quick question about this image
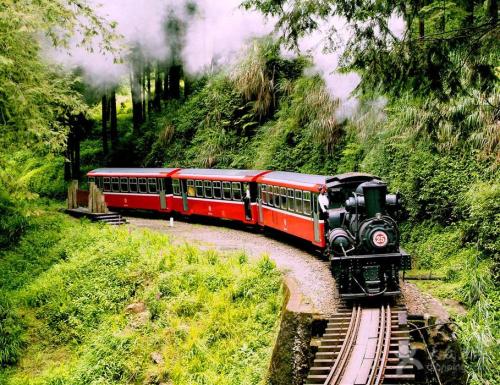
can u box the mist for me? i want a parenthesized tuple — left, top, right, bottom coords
(47, 0, 404, 119)
(48, 0, 272, 88)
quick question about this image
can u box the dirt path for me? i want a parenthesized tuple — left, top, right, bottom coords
(126, 215, 339, 316)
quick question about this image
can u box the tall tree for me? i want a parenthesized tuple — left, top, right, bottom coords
(109, 90, 117, 147)
(146, 66, 152, 115)
(130, 64, 144, 133)
(418, 0, 426, 39)
(154, 63, 163, 111)
(169, 65, 182, 99)
(101, 94, 109, 155)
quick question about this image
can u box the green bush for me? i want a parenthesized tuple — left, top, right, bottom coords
(460, 181, 500, 257)
(0, 187, 28, 249)
(0, 294, 25, 367)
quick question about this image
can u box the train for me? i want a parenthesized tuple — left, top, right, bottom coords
(86, 168, 411, 299)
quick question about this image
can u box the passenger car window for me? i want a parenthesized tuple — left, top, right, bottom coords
(273, 186, 280, 207)
(213, 181, 221, 199)
(172, 179, 181, 196)
(222, 182, 232, 199)
(88, 177, 95, 184)
(280, 187, 287, 209)
(129, 178, 138, 193)
(295, 190, 303, 213)
(267, 185, 273, 206)
(103, 177, 111, 192)
(287, 189, 295, 211)
(195, 180, 203, 197)
(138, 178, 148, 193)
(148, 178, 158, 193)
(232, 182, 242, 200)
(120, 178, 128, 192)
(204, 180, 213, 198)
(187, 180, 195, 197)
(260, 184, 267, 204)
(111, 177, 120, 192)
(303, 191, 312, 215)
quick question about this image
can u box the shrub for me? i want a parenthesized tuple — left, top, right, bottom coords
(0, 294, 25, 367)
(0, 186, 28, 248)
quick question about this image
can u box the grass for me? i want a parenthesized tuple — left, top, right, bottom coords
(0, 205, 283, 385)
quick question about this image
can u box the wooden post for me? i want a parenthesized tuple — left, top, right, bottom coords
(88, 182, 108, 214)
(67, 180, 78, 209)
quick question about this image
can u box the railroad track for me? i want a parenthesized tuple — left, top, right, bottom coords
(305, 304, 414, 385)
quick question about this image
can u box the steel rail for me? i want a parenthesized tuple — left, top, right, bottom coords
(367, 305, 387, 385)
(375, 304, 392, 385)
(324, 304, 362, 385)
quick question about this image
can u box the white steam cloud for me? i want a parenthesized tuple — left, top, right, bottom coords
(49, 0, 174, 87)
(288, 13, 405, 119)
(182, 0, 273, 74)
(48, 0, 272, 87)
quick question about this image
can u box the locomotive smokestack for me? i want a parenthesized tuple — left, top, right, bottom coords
(362, 181, 387, 217)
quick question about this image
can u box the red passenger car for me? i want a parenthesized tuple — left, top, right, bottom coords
(169, 168, 270, 224)
(86, 168, 180, 212)
(256, 171, 327, 247)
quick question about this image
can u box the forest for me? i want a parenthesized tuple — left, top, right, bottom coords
(0, 0, 498, 384)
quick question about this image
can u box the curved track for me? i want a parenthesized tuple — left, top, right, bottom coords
(305, 304, 414, 385)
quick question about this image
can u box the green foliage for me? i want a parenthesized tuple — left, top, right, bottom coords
(460, 182, 500, 257)
(0, 294, 25, 367)
(243, 0, 499, 98)
(0, 0, 116, 152)
(0, 188, 28, 249)
(0, 207, 283, 384)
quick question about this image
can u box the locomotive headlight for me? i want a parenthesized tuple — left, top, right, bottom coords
(371, 230, 388, 248)
(358, 217, 398, 252)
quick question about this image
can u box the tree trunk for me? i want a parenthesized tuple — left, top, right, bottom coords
(147, 68, 152, 115)
(418, 0, 425, 39)
(154, 63, 162, 111)
(142, 69, 146, 120)
(101, 94, 109, 155)
(163, 64, 170, 100)
(464, 0, 474, 26)
(184, 75, 193, 98)
(169, 65, 181, 99)
(110, 90, 117, 147)
(65, 130, 73, 181)
(130, 69, 143, 133)
(72, 125, 81, 180)
(487, 0, 497, 24)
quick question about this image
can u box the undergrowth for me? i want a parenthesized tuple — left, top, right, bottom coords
(0, 206, 283, 385)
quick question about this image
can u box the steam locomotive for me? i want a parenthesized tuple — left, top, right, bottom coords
(86, 168, 411, 298)
(325, 174, 411, 298)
